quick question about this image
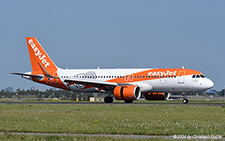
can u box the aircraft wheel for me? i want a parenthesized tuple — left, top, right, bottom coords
(104, 96, 113, 103)
(182, 99, 189, 104)
(124, 100, 133, 103)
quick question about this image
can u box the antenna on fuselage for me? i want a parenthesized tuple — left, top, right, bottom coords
(97, 66, 100, 69)
(182, 66, 185, 69)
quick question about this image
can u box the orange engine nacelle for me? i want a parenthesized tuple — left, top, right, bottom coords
(144, 92, 170, 100)
(114, 85, 141, 100)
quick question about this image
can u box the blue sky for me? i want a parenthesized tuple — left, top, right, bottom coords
(0, 0, 224, 91)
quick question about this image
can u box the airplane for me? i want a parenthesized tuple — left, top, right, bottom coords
(11, 37, 214, 104)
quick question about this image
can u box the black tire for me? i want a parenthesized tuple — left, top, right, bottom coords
(124, 100, 133, 103)
(182, 99, 189, 104)
(104, 96, 113, 103)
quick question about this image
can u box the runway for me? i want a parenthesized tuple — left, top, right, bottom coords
(0, 132, 223, 140)
(0, 102, 224, 105)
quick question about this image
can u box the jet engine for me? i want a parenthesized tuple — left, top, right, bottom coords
(144, 92, 170, 100)
(114, 85, 141, 100)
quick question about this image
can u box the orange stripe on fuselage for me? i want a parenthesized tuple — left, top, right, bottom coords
(107, 68, 202, 83)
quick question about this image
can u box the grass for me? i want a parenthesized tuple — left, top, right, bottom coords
(0, 104, 224, 137)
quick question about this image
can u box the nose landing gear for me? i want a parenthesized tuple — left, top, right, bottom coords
(181, 93, 189, 104)
(182, 98, 189, 104)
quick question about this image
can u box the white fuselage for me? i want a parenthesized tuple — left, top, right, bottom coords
(57, 68, 214, 93)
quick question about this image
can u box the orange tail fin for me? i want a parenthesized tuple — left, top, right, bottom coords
(26, 37, 58, 75)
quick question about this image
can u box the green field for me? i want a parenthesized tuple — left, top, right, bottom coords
(0, 104, 224, 140)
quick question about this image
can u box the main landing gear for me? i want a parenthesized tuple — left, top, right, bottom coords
(124, 100, 133, 103)
(181, 93, 189, 104)
(104, 96, 113, 103)
(104, 96, 133, 103)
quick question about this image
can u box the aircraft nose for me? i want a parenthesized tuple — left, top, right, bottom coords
(206, 79, 214, 89)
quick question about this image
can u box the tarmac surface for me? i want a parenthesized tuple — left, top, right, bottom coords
(0, 132, 224, 140)
(0, 102, 224, 105)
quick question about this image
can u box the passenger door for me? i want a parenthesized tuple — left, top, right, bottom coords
(178, 71, 185, 84)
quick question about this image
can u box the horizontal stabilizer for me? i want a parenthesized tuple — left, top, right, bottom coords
(10, 73, 43, 80)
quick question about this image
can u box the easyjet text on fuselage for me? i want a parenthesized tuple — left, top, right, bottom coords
(148, 70, 177, 76)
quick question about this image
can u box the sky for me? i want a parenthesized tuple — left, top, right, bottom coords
(0, 0, 224, 91)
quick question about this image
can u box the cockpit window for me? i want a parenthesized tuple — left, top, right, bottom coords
(200, 75, 205, 78)
(192, 74, 206, 78)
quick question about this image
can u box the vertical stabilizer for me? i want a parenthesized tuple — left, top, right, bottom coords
(26, 37, 58, 75)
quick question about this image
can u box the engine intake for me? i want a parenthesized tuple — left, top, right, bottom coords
(114, 85, 141, 100)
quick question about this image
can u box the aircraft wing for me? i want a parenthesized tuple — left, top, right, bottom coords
(64, 79, 118, 87)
